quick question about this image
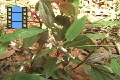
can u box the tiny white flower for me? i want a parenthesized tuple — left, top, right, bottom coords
(106, 33, 109, 37)
(9, 41, 16, 46)
(69, 54, 75, 59)
(56, 60, 61, 64)
(19, 66, 24, 72)
(56, 57, 64, 64)
(32, 54, 36, 59)
(101, 28, 105, 31)
(68, 57, 70, 61)
(61, 47, 67, 53)
(28, 46, 35, 49)
(46, 43, 52, 49)
(95, 58, 98, 60)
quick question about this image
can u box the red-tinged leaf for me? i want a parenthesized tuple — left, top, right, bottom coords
(38, 0, 55, 27)
(59, 2, 75, 16)
(54, 0, 60, 4)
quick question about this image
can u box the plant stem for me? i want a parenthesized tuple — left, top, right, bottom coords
(112, 41, 120, 54)
(34, 13, 42, 27)
(72, 50, 94, 70)
(79, 45, 120, 47)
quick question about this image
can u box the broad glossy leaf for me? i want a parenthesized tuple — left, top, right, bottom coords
(65, 16, 87, 41)
(43, 57, 58, 78)
(59, 27, 69, 41)
(53, 15, 71, 40)
(65, 35, 96, 50)
(59, 2, 75, 16)
(52, 26, 67, 41)
(0, 42, 9, 57)
(0, 28, 46, 42)
(52, 26, 61, 41)
(90, 67, 118, 80)
(57, 68, 72, 80)
(110, 58, 120, 75)
(5, 73, 48, 80)
(84, 34, 106, 39)
(54, 15, 71, 28)
(32, 47, 56, 61)
(92, 21, 120, 26)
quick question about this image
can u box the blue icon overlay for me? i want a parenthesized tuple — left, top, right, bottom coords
(7, 7, 27, 28)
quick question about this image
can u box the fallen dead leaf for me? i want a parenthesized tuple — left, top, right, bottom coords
(116, 42, 120, 54)
(0, 50, 15, 59)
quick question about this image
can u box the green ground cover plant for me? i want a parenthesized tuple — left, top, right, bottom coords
(0, 0, 120, 80)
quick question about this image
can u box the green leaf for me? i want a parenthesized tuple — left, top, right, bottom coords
(71, 58, 81, 64)
(57, 68, 72, 80)
(43, 57, 58, 78)
(103, 65, 113, 73)
(90, 67, 118, 80)
(54, 15, 71, 28)
(59, 27, 69, 41)
(65, 35, 96, 50)
(59, 2, 75, 16)
(37, 30, 48, 46)
(0, 28, 46, 42)
(24, 34, 41, 47)
(0, 42, 9, 57)
(72, 0, 79, 8)
(116, 38, 120, 42)
(92, 21, 120, 26)
(65, 16, 87, 41)
(110, 58, 120, 75)
(51, 72, 59, 79)
(84, 34, 106, 39)
(5, 73, 48, 80)
(32, 47, 56, 61)
(52, 25, 68, 41)
(0, 75, 4, 80)
(53, 15, 71, 40)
